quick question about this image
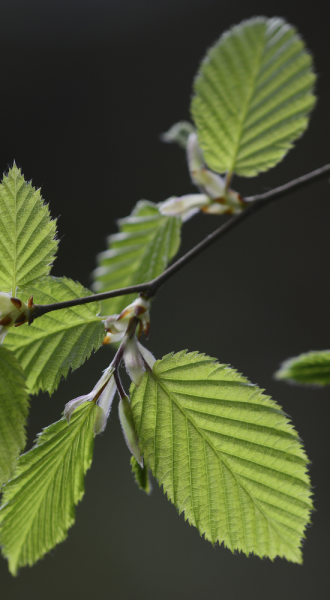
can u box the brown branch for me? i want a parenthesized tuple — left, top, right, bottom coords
(30, 163, 330, 322)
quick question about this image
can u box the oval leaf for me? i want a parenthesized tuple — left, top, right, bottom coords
(191, 17, 316, 177)
(131, 351, 312, 563)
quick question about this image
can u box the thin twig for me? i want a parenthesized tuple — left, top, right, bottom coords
(30, 164, 330, 322)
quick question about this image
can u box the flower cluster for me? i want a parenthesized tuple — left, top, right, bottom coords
(0, 292, 34, 344)
(64, 296, 155, 466)
(159, 132, 244, 221)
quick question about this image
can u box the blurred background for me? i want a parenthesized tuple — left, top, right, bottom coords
(0, 1, 329, 598)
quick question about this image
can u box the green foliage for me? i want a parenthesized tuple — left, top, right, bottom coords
(0, 165, 58, 293)
(130, 456, 151, 494)
(92, 200, 181, 315)
(131, 351, 312, 563)
(0, 402, 96, 575)
(5, 277, 104, 395)
(160, 121, 195, 149)
(275, 350, 330, 386)
(0, 347, 29, 489)
(191, 17, 316, 177)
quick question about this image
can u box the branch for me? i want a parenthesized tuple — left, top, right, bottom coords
(31, 164, 330, 321)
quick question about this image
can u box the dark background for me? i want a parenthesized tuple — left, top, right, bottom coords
(1, 1, 329, 598)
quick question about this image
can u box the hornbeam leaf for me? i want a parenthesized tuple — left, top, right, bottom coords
(191, 17, 316, 177)
(0, 347, 29, 489)
(4, 277, 104, 395)
(92, 200, 181, 315)
(0, 402, 96, 575)
(130, 351, 312, 563)
(275, 350, 330, 386)
(0, 165, 58, 293)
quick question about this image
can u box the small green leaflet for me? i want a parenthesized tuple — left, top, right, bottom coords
(92, 200, 181, 315)
(0, 165, 58, 293)
(131, 351, 312, 563)
(5, 277, 104, 395)
(160, 121, 195, 149)
(0, 402, 96, 575)
(130, 456, 152, 494)
(0, 347, 29, 489)
(275, 350, 330, 386)
(191, 17, 316, 177)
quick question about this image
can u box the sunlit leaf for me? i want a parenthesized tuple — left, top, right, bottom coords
(191, 17, 316, 177)
(131, 351, 312, 563)
(0, 347, 29, 489)
(92, 200, 181, 315)
(5, 277, 104, 395)
(275, 350, 330, 386)
(0, 165, 57, 293)
(0, 402, 96, 575)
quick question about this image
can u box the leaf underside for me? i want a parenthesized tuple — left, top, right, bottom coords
(91, 200, 181, 315)
(0, 347, 29, 489)
(191, 17, 316, 177)
(275, 350, 330, 386)
(4, 277, 104, 395)
(131, 351, 312, 563)
(0, 165, 58, 293)
(0, 402, 96, 575)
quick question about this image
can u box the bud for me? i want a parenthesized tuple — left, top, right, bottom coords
(159, 194, 210, 222)
(186, 133, 244, 214)
(104, 296, 151, 342)
(0, 292, 33, 344)
(118, 395, 143, 466)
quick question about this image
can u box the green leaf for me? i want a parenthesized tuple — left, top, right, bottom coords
(131, 351, 312, 563)
(92, 200, 181, 315)
(0, 401, 96, 575)
(275, 350, 330, 386)
(4, 277, 104, 395)
(160, 121, 195, 149)
(0, 347, 29, 489)
(191, 17, 316, 177)
(130, 456, 151, 495)
(0, 165, 58, 293)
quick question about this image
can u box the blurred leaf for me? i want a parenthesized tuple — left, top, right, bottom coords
(131, 351, 312, 563)
(92, 200, 181, 315)
(0, 402, 96, 575)
(160, 121, 195, 149)
(130, 456, 151, 494)
(5, 277, 104, 395)
(0, 165, 57, 293)
(191, 17, 316, 177)
(0, 347, 29, 489)
(275, 350, 330, 386)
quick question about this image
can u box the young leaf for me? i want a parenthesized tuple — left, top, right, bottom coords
(275, 350, 330, 386)
(0, 165, 57, 293)
(92, 200, 181, 315)
(130, 351, 312, 563)
(0, 402, 96, 575)
(130, 456, 151, 495)
(0, 347, 29, 489)
(191, 17, 316, 177)
(160, 121, 195, 149)
(4, 277, 104, 395)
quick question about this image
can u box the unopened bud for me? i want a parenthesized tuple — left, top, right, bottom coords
(0, 292, 33, 343)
